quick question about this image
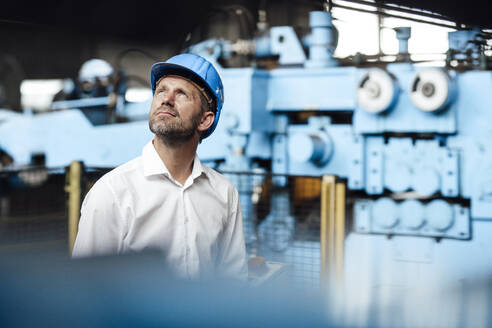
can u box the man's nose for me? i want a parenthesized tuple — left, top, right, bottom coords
(160, 91, 175, 107)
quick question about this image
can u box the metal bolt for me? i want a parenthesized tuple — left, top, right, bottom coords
(421, 82, 435, 97)
(366, 81, 381, 99)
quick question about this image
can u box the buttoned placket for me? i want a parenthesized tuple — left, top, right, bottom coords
(182, 175, 195, 279)
(181, 188, 190, 278)
(157, 155, 202, 279)
(162, 173, 192, 279)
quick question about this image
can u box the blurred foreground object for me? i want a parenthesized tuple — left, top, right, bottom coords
(0, 251, 327, 328)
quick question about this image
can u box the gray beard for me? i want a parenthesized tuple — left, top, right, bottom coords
(149, 113, 201, 146)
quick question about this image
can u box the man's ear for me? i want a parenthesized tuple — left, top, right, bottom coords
(198, 111, 215, 132)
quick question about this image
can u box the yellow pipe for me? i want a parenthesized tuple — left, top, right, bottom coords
(335, 182, 346, 284)
(65, 161, 82, 256)
(321, 176, 347, 288)
(320, 175, 335, 288)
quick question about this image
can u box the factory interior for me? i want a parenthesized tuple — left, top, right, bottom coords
(1, 0, 492, 326)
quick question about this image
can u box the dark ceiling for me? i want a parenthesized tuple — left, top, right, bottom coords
(1, 0, 491, 41)
(0, 0, 213, 41)
(0, 0, 489, 81)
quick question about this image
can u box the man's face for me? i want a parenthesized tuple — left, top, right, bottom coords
(149, 75, 205, 142)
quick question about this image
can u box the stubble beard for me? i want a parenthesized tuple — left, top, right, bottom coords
(149, 107, 202, 146)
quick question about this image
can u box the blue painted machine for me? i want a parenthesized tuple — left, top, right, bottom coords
(1, 9, 492, 314)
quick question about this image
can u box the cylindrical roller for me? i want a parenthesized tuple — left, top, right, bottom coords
(357, 68, 399, 114)
(372, 197, 399, 229)
(426, 199, 454, 232)
(412, 166, 441, 197)
(400, 199, 425, 230)
(288, 131, 333, 165)
(409, 68, 455, 112)
(385, 161, 412, 193)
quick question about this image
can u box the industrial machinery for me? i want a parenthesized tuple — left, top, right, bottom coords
(1, 3, 492, 321)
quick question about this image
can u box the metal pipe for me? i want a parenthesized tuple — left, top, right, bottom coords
(335, 182, 346, 283)
(320, 175, 336, 288)
(377, 3, 383, 56)
(51, 97, 111, 110)
(66, 161, 82, 256)
(321, 176, 346, 288)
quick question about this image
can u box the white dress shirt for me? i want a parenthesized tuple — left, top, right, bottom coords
(72, 141, 248, 280)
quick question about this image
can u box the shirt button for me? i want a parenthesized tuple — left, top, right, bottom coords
(185, 217, 189, 224)
(186, 247, 190, 255)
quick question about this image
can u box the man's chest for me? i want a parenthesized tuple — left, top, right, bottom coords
(122, 185, 229, 255)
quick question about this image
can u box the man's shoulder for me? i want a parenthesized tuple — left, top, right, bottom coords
(81, 157, 142, 209)
(201, 164, 238, 200)
(202, 165, 234, 187)
(98, 156, 143, 190)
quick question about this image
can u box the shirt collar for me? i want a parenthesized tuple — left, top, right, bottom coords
(142, 140, 205, 181)
(190, 152, 205, 180)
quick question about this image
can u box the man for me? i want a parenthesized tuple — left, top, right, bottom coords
(72, 54, 248, 281)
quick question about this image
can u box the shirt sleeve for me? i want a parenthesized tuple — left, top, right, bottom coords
(72, 179, 126, 258)
(216, 187, 248, 281)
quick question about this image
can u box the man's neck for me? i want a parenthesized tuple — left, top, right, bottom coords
(152, 136, 198, 185)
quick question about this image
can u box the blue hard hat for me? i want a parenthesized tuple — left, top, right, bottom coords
(150, 53, 224, 139)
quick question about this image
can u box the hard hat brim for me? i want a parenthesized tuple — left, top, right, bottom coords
(151, 62, 215, 104)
